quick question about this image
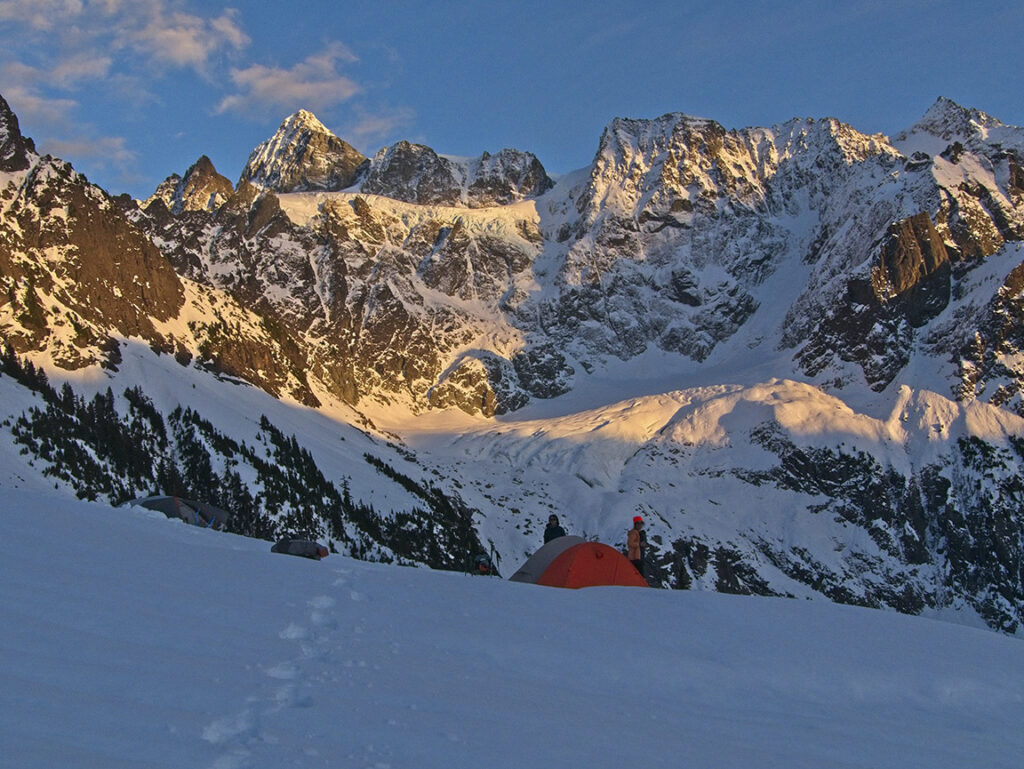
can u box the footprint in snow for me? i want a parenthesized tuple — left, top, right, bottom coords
(279, 623, 308, 640)
(209, 750, 253, 769)
(265, 661, 300, 680)
(202, 710, 256, 744)
(273, 683, 314, 710)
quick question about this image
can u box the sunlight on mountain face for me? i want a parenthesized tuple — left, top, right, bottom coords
(2, 92, 1024, 636)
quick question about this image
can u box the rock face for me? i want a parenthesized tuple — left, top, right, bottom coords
(9, 97, 1024, 418)
(360, 142, 553, 207)
(467, 148, 554, 206)
(791, 99, 1024, 396)
(0, 101, 320, 403)
(6, 94, 1024, 634)
(518, 112, 898, 366)
(0, 93, 34, 172)
(147, 156, 234, 214)
(239, 110, 367, 192)
(360, 141, 464, 206)
(0, 155, 185, 368)
(118, 100, 1024, 419)
(238, 111, 553, 207)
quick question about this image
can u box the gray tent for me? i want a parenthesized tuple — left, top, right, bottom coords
(508, 535, 585, 583)
(271, 538, 328, 560)
(128, 496, 231, 530)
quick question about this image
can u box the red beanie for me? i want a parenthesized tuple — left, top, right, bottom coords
(633, 516, 643, 523)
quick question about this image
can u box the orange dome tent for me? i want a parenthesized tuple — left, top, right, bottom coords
(509, 536, 647, 589)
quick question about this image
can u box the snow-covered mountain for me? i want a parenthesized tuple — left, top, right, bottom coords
(2, 91, 1024, 634)
(239, 109, 368, 193)
(237, 110, 553, 209)
(3, 488, 1023, 768)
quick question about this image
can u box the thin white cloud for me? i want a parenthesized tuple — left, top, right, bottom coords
(344, 105, 416, 151)
(0, 0, 84, 31)
(210, 9, 250, 50)
(1, 60, 44, 87)
(0, 0, 251, 158)
(118, 6, 249, 73)
(1, 1, 250, 77)
(1, 84, 78, 127)
(217, 42, 361, 117)
(44, 134, 136, 168)
(50, 52, 113, 87)
(0, 2, 414, 194)
(1, 80, 134, 170)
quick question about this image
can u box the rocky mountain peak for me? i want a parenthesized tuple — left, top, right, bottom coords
(147, 155, 233, 214)
(6, 93, 1024, 634)
(360, 141, 461, 205)
(0, 92, 35, 172)
(899, 97, 1002, 144)
(289, 109, 328, 132)
(468, 147, 554, 206)
(596, 113, 724, 169)
(239, 109, 367, 193)
(360, 141, 553, 208)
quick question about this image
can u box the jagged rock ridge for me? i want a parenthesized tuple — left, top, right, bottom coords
(361, 142, 554, 207)
(240, 111, 554, 208)
(4, 94, 1024, 634)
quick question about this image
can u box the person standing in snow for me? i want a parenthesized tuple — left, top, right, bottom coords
(544, 514, 567, 543)
(627, 515, 647, 577)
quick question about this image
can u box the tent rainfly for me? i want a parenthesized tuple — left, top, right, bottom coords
(271, 538, 328, 561)
(509, 535, 648, 588)
(128, 496, 231, 530)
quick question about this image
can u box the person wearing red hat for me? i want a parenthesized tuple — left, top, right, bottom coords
(627, 515, 647, 577)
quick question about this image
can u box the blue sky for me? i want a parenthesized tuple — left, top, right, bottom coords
(1, 0, 1021, 199)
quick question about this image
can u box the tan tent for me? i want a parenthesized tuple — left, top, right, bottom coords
(129, 496, 230, 530)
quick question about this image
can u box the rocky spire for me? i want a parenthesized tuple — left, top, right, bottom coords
(0, 92, 36, 172)
(147, 155, 234, 214)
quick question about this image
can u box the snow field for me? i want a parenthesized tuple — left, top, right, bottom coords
(2, 488, 1022, 768)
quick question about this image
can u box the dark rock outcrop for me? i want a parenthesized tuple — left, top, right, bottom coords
(361, 141, 464, 206)
(360, 141, 553, 208)
(0, 93, 34, 172)
(872, 212, 953, 326)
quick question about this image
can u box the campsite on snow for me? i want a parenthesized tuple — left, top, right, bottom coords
(3, 8, 1024, 761)
(2, 488, 1023, 768)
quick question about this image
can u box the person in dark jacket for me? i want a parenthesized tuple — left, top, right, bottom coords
(627, 515, 647, 576)
(544, 514, 567, 543)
